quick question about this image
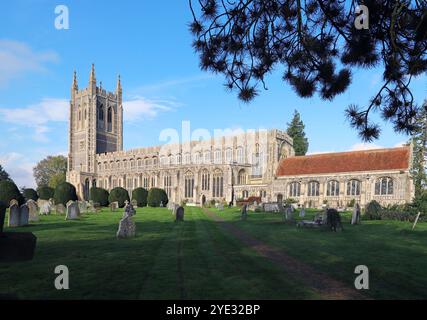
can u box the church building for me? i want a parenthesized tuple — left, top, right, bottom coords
(66, 66, 414, 208)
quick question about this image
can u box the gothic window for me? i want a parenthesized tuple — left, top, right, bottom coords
(151, 176, 156, 188)
(308, 181, 320, 197)
(236, 147, 244, 164)
(107, 107, 112, 132)
(347, 180, 361, 196)
(225, 148, 232, 163)
(176, 154, 181, 165)
(289, 182, 301, 197)
(242, 190, 249, 199)
(201, 169, 210, 191)
(238, 169, 247, 185)
(164, 174, 172, 198)
(204, 151, 211, 164)
(252, 151, 263, 177)
(327, 180, 340, 196)
(375, 177, 394, 195)
(143, 176, 149, 188)
(152, 157, 158, 166)
(185, 171, 194, 198)
(184, 153, 191, 165)
(214, 149, 222, 164)
(212, 169, 224, 198)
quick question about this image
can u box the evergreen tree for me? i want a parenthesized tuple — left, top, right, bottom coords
(287, 110, 309, 156)
(0, 165, 10, 182)
(410, 101, 427, 198)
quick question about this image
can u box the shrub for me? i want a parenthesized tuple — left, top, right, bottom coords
(89, 187, 109, 207)
(132, 188, 148, 207)
(0, 180, 24, 205)
(108, 187, 130, 208)
(37, 186, 54, 200)
(23, 188, 39, 201)
(147, 188, 168, 207)
(348, 198, 356, 207)
(54, 182, 78, 206)
(365, 200, 382, 220)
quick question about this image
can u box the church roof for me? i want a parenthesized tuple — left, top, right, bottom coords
(276, 146, 410, 176)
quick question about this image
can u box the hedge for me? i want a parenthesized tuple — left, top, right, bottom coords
(37, 186, 55, 200)
(147, 188, 168, 207)
(108, 187, 130, 208)
(132, 188, 148, 207)
(89, 187, 109, 207)
(0, 180, 24, 205)
(23, 188, 39, 201)
(54, 182, 78, 206)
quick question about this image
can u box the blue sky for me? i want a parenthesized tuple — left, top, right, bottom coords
(0, 0, 426, 188)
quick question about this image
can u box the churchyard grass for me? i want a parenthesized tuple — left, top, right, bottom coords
(209, 207, 427, 299)
(0, 206, 317, 299)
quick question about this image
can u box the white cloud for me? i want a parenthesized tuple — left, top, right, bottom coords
(123, 96, 179, 122)
(349, 142, 384, 151)
(0, 39, 59, 87)
(0, 152, 35, 188)
(0, 98, 68, 142)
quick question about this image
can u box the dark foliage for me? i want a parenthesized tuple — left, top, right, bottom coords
(89, 187, 110, 207)
(189, 0, 427, 141)
(132, 187, 149, 207)
(364, 200, 382, 220)
(0, 165, 11, 182)
(23, 188, 39, 201)
(0, 180, 24, 205)
(108, 187, 130, 208)
(147, 188, 169, 207)
(37, 186, 55, 200)
(0, 200, 6, 233)
(54, 182, 78, 206)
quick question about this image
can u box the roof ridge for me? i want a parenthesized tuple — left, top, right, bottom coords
(298, 146, 409, 159)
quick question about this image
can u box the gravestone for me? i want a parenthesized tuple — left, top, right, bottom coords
(263, 203, 280, 213)
(66, 201, 80, 220)
(299, 205, 306, 218)
(116, 203, 136, 239)
(241, 204, 248, 220)
(27, 200, 39, 222)
(39, 201, 51, 215)
(175, 206, 184, 222)
(131, 199, 138, 208)
(218, 203, 224, 211)
(110, 201, 119, 212)
(351, 203, 361, 225)
(19, 204, 29, 226)
(8, 202, 20, 227)
(9, 199, 19, 207)
(160, 201, 164, 208)
(78, 201, 88, 213)
(56, 204, 66, 215)
(0, 202, 6, 234)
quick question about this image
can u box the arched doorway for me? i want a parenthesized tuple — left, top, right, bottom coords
(277, 193, 283, 204)
(201, 195, 206, 206)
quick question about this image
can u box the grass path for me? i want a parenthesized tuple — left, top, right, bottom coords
(203, 208, 364, 300)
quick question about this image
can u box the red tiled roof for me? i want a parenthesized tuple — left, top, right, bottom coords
(276, 147, 410, 176)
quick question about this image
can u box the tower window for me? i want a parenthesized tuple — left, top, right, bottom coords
(99, 104, 104, 121)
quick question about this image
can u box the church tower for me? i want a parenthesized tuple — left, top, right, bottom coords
(67, 65, 123, 198)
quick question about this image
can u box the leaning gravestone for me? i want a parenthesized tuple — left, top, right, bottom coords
(116, 203, 136, 239)
(175, 206, 184, 222)
(27, 200, 39, 222)
(66, 201, 80, 220)
(19, 204, 29, 226)
(8, 202, 20, 227)
(241, 204, 248, 220)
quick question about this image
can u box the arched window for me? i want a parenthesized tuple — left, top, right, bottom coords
(347, 179, 361, 196)
(204, 151, 211, 164)
(289, 182, 300, 197)
(176, 153, 181, 165)
(375, 177, 394, 195)
(164, 174, 172, 198)
(308, 181, 320, 197)
(242, 190, 249, 199)
(98, 104, 104, 121)
(143, 176, 149, 188)
(201, 169, 210, 191)
(236, 147, 244, 164)
(327, 180, 340, 196)
(185, 171, 194, 198)
(237, 169, 247, 185)
(214, 149, 222, 164)
(212, 169, 223, 198)
(225, 148, 232, 163)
